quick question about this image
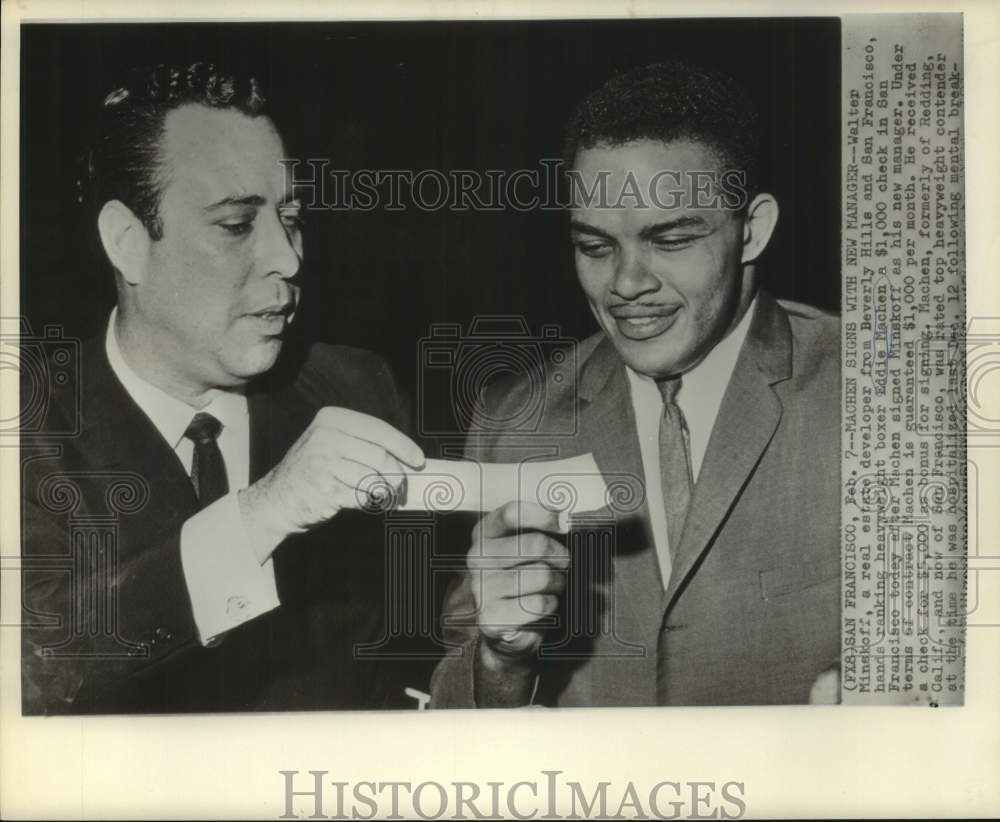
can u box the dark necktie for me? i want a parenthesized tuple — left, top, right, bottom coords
(183, 412, 228, 507)
(656, 376, 693, 579)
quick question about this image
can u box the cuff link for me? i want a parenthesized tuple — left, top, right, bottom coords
(226, 595, 251, 621)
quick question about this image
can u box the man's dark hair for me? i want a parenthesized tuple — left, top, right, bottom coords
(563, 59, 762, 200)
(78, 61, 268, 240)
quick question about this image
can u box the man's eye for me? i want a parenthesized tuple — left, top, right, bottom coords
(220, 220, 253, 236)
(652, 236, 696, 251)
(574, 241, 613, 259)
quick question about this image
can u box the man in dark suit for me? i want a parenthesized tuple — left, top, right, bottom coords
(431, 61, 841, 707)
(21, 63, 426, 714)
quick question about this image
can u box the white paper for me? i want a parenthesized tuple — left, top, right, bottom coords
(399, 454, 610, 516)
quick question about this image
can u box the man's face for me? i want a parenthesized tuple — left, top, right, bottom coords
(134, 104, 302, 392)
(570, 139, 755, 379)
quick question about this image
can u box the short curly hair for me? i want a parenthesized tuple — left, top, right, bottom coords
(563, 60, 762, 201)
(78, 62, 268, 240)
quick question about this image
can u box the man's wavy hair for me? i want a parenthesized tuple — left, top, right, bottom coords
(563, 60, 763, 202)
(77, 62, 268, 240)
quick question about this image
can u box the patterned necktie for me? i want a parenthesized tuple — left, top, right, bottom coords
(656, 376, 693, 579)
(183, 412, 228, 507)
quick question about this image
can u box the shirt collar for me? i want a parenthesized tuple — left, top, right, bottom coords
(625, 294, 759, 407)
(105, 307, 248, 451)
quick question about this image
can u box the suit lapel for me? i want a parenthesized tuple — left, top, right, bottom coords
(81, 339, 316, 534)
(80, 340, 199, 534)
(662, 293, 794, 609)
(578, 337, 665, 630)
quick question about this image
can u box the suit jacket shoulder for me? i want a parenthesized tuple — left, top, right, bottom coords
(294, 342, 400, 399)
(478, 332, 600, 410)
(768, 298, 841, 433)
(777, 296, 840, 373)
(464, 332, 602, 460)
(255, 340, 412, 436)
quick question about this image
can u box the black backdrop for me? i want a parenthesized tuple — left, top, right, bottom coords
(20, 18, 840, 409)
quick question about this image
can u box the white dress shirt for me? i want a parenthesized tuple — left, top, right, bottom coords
(105, 310, 280, 643)
(625, 296, 758, 588)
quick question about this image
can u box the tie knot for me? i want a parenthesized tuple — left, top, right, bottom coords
(184, 412, 223, 445)
(656, 376, 682, 405)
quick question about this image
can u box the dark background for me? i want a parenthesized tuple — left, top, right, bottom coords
(21, 18, 840, 414)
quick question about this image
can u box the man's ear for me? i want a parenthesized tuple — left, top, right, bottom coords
(97, 200, 150, 285)
(739, 192, 779, 265)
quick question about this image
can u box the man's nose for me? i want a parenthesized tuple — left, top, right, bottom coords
(611, 247, 659, 299)
(258, 212, 301, 280)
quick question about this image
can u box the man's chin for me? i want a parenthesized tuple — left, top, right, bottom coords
(227, 339, 284, 381)
(610, 334, 688, 380)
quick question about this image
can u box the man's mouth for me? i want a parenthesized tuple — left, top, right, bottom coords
(608, 304, 682, 341)
(245, 304, 294, 334)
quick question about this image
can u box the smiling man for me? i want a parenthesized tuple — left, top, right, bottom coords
(431, 60, 841, 707)
(22, 63, 426, 713)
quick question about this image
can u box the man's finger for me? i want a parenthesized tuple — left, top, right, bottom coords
(478, 500, 563, 540)
(473, 563, 567, 598)
(480, 624, 543, 656)
(482, 594, 559, 628)
(331, 458, 398, 508)
(468, 534, 569, 570)
(318, 406, 425, 468)
(332, 435, 407, 485)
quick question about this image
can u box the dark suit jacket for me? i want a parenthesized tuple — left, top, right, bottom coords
(430, 292, 841, 707)
(21, 334, 432, 714)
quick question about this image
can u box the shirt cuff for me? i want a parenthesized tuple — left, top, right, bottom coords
(180, 491, 281, 645)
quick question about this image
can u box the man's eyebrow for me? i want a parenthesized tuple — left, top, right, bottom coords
(637, 216, 709, 238)
(569, 216, 710, 240)
(204, 194, 267, 211)
(569, 220, 615, 240)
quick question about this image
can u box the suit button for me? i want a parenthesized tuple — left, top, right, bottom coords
(155, 626, 173, 642)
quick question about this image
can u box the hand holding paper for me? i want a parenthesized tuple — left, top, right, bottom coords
(349, 451, 644, 706)
(470, 500, 570, 667)
(387, 454, 626, 527)
(237, 407, 425, 559)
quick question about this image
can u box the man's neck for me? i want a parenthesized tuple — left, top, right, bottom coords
(723, 280, 758, 344)
(114, 311, 218, 410)
(671, 284, 758, 378)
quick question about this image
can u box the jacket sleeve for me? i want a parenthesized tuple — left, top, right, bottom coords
(429, 571, 480, 708)
(429, 381, 537, 709)
(21, 485, 204, 714)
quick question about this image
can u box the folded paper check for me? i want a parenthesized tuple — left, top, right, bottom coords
(361, 454, 646, 526)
